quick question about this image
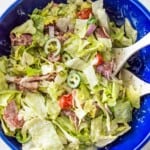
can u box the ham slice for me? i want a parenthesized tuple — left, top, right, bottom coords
(62, 110, 79, 129)
(6, 73, 56, 92)
(95, 26, 110, 39)
(3, 100, 24, 130)
(10, 33, 32, 46)
(96, 61, 114, 79)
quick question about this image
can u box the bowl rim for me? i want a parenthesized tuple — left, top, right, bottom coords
(0, 0, 21, 22)
(0, 0, 150, 150)
(0, 131, 19, 150)
(0, 0, 150, 22)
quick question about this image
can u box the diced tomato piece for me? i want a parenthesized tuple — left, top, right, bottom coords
(77, 8, 92, 19)
(92, 53, 104, 66)
(59, 94, 73, 110)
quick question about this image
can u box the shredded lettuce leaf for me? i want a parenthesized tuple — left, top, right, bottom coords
(114, 101, 133, 123)
(46, 100, 61, 120)
(0, 56, 7, 73)
(20, 92, 47, 120)
(110, 19, 137, 47)
(11, 20, 36, 35)
(65, 57, 87, 71)
(83, 65, 98, 89)
(125, 18, 137, 43)
(21, 51, 35, 66)
(126, 85, 140, 109)
(0, 90, 21, 107)
(22, 118, 63, 150)
(92, 0, 110, 32)
(75, 19, 88, 38)
(0, 72, 8, 91)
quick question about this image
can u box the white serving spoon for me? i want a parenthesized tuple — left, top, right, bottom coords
(120, 69, 150, 96)
(113, 32, 150, 76)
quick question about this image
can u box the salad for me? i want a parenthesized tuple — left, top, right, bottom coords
(0, 0, 140, 150)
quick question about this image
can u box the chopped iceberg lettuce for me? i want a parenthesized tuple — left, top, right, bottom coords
(11, 20, 36, 35)
(39, 81, 65, 101)
(125, 18, 137, 43)
(16, 130, 31, 144)
(65, 57, 87, 71)
(41, 63, 54, 75)
(21, 51, 35, 66)
(84, 100, 98, 118)
(63, 35, 80, 57)
(92, 0, 109, 31)
(55, 70, 67, 85)
(0, 90, 21, 107)
(90, 116, 103, 142)
(46, 100, 61, 120)
(97, 38, 112, 50)
(20, 92, 47, 120)
(22, 118, 63, 150)
(0, 72, 8, 91)
(54, 121, 80, 150)
(92, 0, 103, 15)
(95, 9, 110, 32)
(0, 56, 7, 73)
(114, 101, 132, 123)
(95, 136, 117, 148)
(25, 67, 41, 76)
(83, 65, 98, 89)
(110, 20, 137, 47)
(126, 85, 140, 109)
(76, 84, 90, 102)
(75, 19, 88, 38)
(1, 118, 15, 136)
(31, 14, 44, 32)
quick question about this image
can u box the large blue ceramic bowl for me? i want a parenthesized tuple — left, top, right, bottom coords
(0, 0, 150, 150)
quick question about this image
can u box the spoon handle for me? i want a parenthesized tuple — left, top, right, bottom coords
(120, 69, 150, 96)
(141, 81, 150, 96)
(124, 32, 150, 55)
(113, 32, 150, 76)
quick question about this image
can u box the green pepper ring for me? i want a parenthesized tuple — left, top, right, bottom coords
(67, 72, 81, 88)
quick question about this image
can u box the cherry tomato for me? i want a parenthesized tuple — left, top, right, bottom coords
(59, 94, 73, 110)
(77, 8, 92, 19)
(93, 53, 104, 66)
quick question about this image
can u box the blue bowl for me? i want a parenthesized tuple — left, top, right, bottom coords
(0, 0, 150, 150)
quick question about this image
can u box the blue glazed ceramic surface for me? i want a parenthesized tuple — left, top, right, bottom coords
(0, 0, 149, 150)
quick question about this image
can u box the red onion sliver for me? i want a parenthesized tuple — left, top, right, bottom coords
(49, 26, 55, 38)
(86, 24, 97, 36)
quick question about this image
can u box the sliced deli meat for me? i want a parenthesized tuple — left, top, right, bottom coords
(3, 100, 24, 131)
